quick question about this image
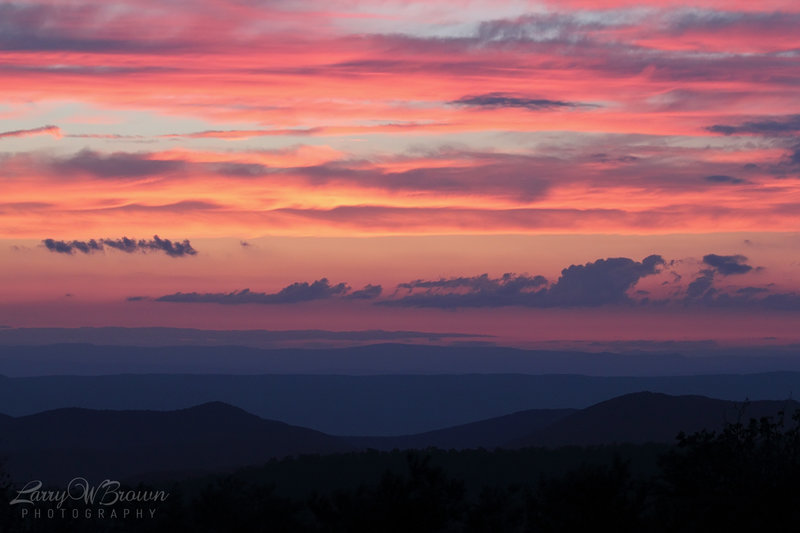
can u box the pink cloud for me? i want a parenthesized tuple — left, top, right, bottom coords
(0, 125, 61, 140)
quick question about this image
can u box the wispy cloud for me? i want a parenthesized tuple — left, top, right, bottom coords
(708, 115, 800, 136)
(42, 236, 197, 257)
(156, 279, 351, 304)
(450, 93, 582, 111)
(0, 125, 61, 139)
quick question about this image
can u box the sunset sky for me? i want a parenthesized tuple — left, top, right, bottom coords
(1, 0, 799, 346)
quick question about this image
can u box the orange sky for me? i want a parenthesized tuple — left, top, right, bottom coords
(1, 0, 800, 343)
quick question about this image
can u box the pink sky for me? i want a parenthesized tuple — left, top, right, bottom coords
(1, 0, 799, 346)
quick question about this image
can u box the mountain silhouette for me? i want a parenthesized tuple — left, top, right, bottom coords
(509, 392, 799, 448)
(5, 372, 800, 435)
(3, 393, 799, 486)
(346, 408, 576, 450)
(0, 402, 352, 484)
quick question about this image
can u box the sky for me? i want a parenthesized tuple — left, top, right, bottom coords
(1, 0, 800, 347)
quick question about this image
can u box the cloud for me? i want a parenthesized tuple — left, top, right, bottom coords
(383, 273, 548, 308)
(686, 269, 715, 299)
(694, 287, 800, 311)
(43, 238, 102, 254)
(162, 128, 319, 140)
(685, 254, 756, 299)
(397, 274, 547, 292)
(0, 125, 61, 140)
(735, 287, 769, 297)
(705, 117, 800, 176)
(42, 239, 73, 254)
(101, 237, 140, 253)
(450, 93, 579, 111)
(545, 255, 665, 306)
(51, 149, 184, 178)
(382, 256, 664, 308)
(346, 284, 383, 299)
(704, 175, 745, 185)
(215, 163, 271, 177)
(665, 10, 800, 36)
(702, 254, 753, 275)
(707, 115, 800, 136)
(146, 236, 197, 257)
(141, 251, 800, 312)
(0, 3, 189, 54)
(791, 147, 800, 166)
(156, 278, 350, 304)
(475, 12, 609, 44)
(41, 236, 197, 257)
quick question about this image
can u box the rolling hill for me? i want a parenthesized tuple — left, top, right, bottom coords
(0, 402, 352, 484)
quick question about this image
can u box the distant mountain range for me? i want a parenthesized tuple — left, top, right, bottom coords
(3, 342, 800, 377)
(345, 392, 798, 450)
(509, 392, 799, 448)
(2, 392, 797, 485)
(346, 408, 576, 450)
(3, 371, 800, 435)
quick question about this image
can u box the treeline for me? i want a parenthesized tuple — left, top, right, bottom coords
(3, 412, 800, 532)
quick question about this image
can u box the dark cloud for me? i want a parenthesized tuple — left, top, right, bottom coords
(382, 256, 664, 308)
(791, 147, 800, 166)
(704, 175, 745, 185)
(240, 241, 251, 247)
(51, 150, 184, 178)
(395, 274, 545, 291)
(346, 284, 383, 300)
(69, 239, 103, 254)
(140, 251, 799, 311)
(684, 254, 755, 299)
(451, 93, 578, 111)
(735, 287, 769, 297)
(707, 115, 800, 136)
(126, 296, 148, 302)
(545, 255, 665, 306)
(758, 292, 800, 311)
(475, 13, 606, 43)
(156, 278, 350, 305)
(43, 239, 78, 254)
(384, 274, 548, 308)
(686, 269, 715, 299)
(141, 236, 197, 257)
(706, 117, 800, 177)
(0, 4, 189, 54)
(102, 237, 140, 253)
(41, 236, 197, 257)
(695, 287, 800, 311)
(666, 10, 800, 35)
(702, 254, 753, 275)
(590, 153, 639, 164)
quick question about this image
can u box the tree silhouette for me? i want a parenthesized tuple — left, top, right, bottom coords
(0, 458, 17, 531)
(656, 409, 800, 532)
(308, 452, 466, 533)
(526, 456, 646, 533)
